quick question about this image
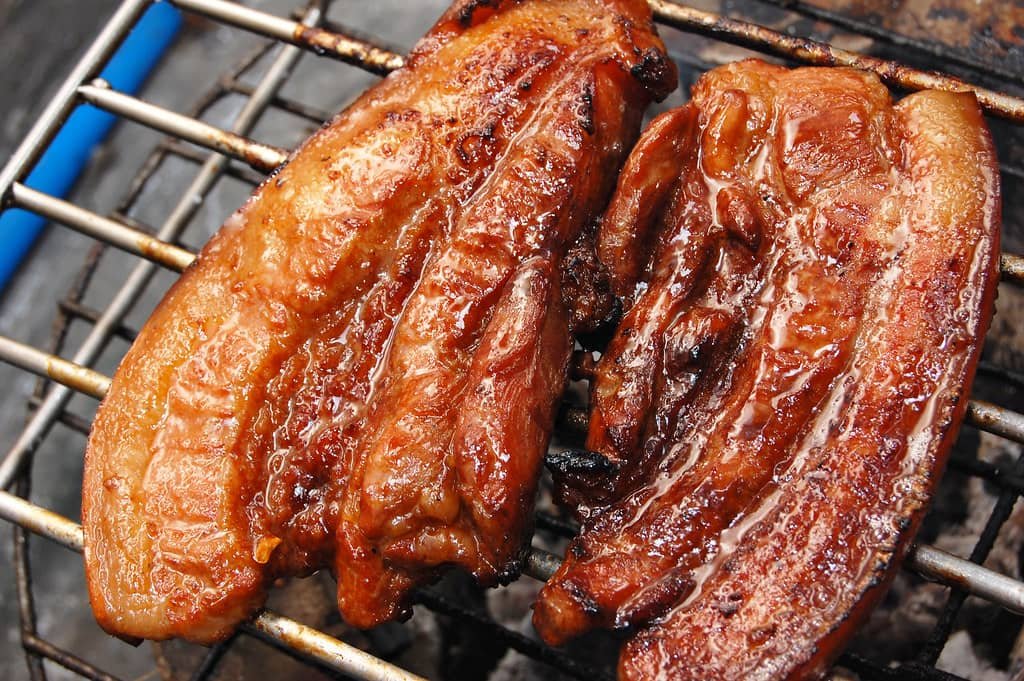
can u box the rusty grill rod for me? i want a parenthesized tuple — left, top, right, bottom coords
(0, 337, 1021, 614)
(2, 0, 1023, 292)
(6, 0, 1024, 218)
(2, 1, 1024, 680)
(1002, 255, 1024, 284)
(169, 0, 405, 74)
(0, 0, 153, 204)
(648, 0, 1024, 122)
(162, 0, 1024, 122)
(12, 4, 1022, 285)
(78, 80, 288, 172)
(0, 489, 426, 681)
(12, 93, 1024, 287)
(749, 0, 1024, 88)
(0, 3, 323, 492)
(8, 184, 194, 272)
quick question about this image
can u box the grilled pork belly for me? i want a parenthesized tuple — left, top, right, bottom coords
(534, 60, 1000, 681)
(82, 0, 675, 643)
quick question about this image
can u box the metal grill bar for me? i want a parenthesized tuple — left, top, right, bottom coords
(223, 82, 332, 125)
(917, 452, 1024, 664)
(840, 652, 968, 681)
(243, 614, 426, 681)
(0, 489, 426, 681)
(0, 337, 111, 399)
(0, 6, 318, 492)
(949, 453, 1024, 496)
(0, 489, 85, 550)
(13, 480, 46, 681)
(649, 0, 1024, 122)
(525, 546, 561, 582)
(0, 0, 153, 202)
(169, 0, 404, 74)
(187, 639, 235, 681)
(1002, 255, 1024, 285)
(163, 0, 1024, 123)
(25, 395, 95, 436)
(21, 633, 124, 681)
(161, 140, 269, 186)
(911, 545, 1024, 615)
(55, 300, 138, 344)
(0, 339, 1022, 618)
(965, 401, 1024, 444)
(3, 1, 1024, 679)
(750, 0, 1024, 88)
(9, 184, 193, 272)
(238, 628, 349, 681)
(77, 80, 288, 172)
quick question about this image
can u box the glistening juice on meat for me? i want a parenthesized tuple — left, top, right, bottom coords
(535, 59, 1001, 681)
(82, 0, 675, 644)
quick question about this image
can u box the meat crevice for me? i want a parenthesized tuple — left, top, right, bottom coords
(534, 59, 1001, 681)
(82, 0, 676, 643)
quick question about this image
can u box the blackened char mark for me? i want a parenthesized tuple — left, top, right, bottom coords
(630, 47, 675, 99)
(546, 448, 621, 510)
(576, 78, 596, 134)
(613, 12, 678, 101)
(560, 219, 619, 342)
(546, 448, 620, 477)
(456, 0, 522, 27)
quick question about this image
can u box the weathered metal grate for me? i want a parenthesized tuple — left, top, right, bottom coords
(2, 1, 1023, 679)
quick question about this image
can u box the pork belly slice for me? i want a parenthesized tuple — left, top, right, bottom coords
(533, 60, 1000, 681)
(83, 0, 675, 643)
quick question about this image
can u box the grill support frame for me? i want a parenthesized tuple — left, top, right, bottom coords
(1, 1, 1023, 680)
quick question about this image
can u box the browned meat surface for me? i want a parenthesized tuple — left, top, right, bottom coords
(533, 60, 1001, 681)
(82, 0, 675, 643)
(560, 219, 620, 341)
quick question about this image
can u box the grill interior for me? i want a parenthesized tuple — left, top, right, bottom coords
(1, 1, 1023, 679)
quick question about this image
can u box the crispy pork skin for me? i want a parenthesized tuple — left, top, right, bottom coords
(82, 0, 675, 643)
(534, 60, 1000, 681)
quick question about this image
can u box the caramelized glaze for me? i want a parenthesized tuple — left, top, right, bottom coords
(534, 60, 1000, 681)
(82, 0, 675, 643)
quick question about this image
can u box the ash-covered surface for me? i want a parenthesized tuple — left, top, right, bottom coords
(1, 1, 1023, 680)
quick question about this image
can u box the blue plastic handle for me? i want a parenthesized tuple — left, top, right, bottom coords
(0, 2, 182, 293)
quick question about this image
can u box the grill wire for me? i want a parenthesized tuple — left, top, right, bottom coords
(1, 0, 1023, 679)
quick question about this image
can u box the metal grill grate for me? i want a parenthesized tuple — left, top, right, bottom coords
(1, 1, 1023, 679)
